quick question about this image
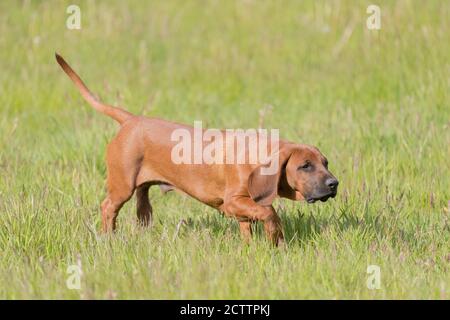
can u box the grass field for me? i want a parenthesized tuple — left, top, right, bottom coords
(0, 0, 449, 299)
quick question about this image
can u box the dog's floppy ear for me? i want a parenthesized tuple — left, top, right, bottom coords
(247, 146, 294, 206)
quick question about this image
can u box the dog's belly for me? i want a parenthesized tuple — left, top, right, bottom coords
(159, 182, 224, 209)
(136, 164, 225, 209)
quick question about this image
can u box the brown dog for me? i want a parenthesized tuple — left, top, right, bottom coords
(55, 53, 338, 246)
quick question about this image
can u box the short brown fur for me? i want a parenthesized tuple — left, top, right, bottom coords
(56, 54, 338, 246)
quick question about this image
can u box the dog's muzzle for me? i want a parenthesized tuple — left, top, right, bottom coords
(306, 177, 339, 203)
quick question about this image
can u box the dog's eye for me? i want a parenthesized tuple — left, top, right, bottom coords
(299, 162, 311, 170)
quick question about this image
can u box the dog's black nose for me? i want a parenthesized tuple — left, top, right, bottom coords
(326, 178, 339, 190)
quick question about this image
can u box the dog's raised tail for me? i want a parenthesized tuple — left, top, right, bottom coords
(55, 53, 133, 124)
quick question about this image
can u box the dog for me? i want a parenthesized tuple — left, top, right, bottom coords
(55, 53, 338, 246)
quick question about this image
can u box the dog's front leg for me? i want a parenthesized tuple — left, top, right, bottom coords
(238, 221, 253, 243)
(224, 197, 284, 246)
(262, 207, 284, 247)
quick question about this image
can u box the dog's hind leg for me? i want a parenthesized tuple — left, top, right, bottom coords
(101, 139, 139, 233)
(101, 188, 134, 233)
(136, 184, 152, 227)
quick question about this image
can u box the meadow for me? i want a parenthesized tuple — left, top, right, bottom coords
(0, 0, 449, 299)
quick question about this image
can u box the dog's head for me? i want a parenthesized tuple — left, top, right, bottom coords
(248, 144, 338, 206)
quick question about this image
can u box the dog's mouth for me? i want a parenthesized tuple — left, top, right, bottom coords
(306, 192, 336, 204)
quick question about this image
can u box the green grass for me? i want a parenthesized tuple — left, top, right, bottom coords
(0, 0, 449, 299)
